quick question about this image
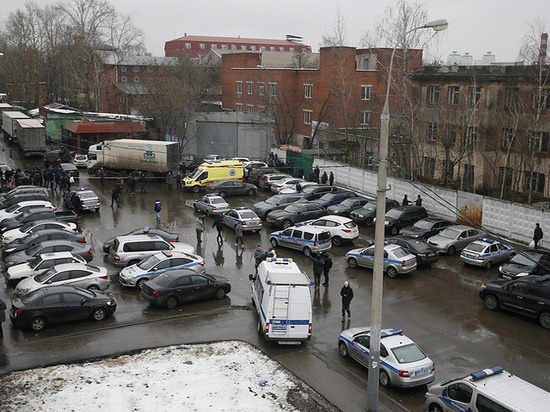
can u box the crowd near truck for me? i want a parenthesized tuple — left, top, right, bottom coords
(87, 139, 180, 176)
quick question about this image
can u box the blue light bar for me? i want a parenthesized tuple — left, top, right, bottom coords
(470, 366, 504, 381)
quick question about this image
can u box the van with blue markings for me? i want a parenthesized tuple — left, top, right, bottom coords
(249, 258, 313, 344)
(425, 366, 550, 412)
(269, 225, 331, 257)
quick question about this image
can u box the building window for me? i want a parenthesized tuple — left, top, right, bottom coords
(260, 46, 266, 52)
(241, 45, 246, 50)
(250, 45, 256, 51)
(362, 59, 369, 70)
(506, 87, 519, 109)
(361, 85, 372, 100)
(525, 171, 545, 193)
(221, 44, 228, 50)
(304, 110, 312, 124)
(120, 66, 127, 72)
(121, 75, 127, 82)
(247, 82, 253, 95)
(529, 131, 549, 153)
(258, 105, 265, 112)
(258, 82, 265, 96)
(466, 126, 478, 146)
(199, 43, 205, 50)
(360, 111, 370, 125)
(211, 44, 217, 49)
(231, 44, 236, 50)
(247, 104, 254, 112)
(502, 128, 516, 148)
(269, 82, 277, 97)
(463, 164, 475, 189)
(424, 157, 435, 177)
(443, 161, 454, 181)
(270, 46, 275, 51)
(279, 47, 285, 52)
(499, 167, 513, 190)
(448, 86, 460, 105)
(445, 124, 457, 144)
(427, 123, 437, 141)
(468, 87, 481, 108)
(185, 42, 191, 49)
(133, 66, 140, 72)
(133, 76, 139, 82)
(236, 81, 242, 94)
(428, 85, 440, 105)
(304, 84, 312, 99)
(236, 103, 243, 112)
(533, 88, 550, 110)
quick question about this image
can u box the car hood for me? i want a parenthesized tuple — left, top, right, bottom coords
(6, 262, 32, 277)
(399, 227, 425, 236)
(483, 279, 508, 288)
(209, 273, 229, 283)
(353, 208, 376, 217)
(172, 243, 195, 254)
(5, 252, 34, 266)
(427, 234, 454, 245)
(15, 276, 41, 293)
(266, 209, 290, 219)
(499, 262, 535, 274)
(346, 248, 364, 257)
(253, 201, 270, 211)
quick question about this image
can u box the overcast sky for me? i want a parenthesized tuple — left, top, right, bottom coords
(1, 0, 547, 63)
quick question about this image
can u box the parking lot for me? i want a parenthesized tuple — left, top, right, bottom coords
(0, 158, 549, 411)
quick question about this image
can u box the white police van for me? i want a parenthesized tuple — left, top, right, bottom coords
(425, 366, 550, 412)
(249, 258, 313, 344)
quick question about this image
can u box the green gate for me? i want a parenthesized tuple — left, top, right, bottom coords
(286, 151, 313, 178)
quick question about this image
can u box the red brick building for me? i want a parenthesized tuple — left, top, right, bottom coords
(165, 35, 311, 58)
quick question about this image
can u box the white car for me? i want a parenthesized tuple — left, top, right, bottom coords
(279, 181, 318, 194)
(73, 154, 88, 168)
(0, 200, 55, 223)
(231, 157, 251, 166)
(298, 215, 359, 246)
(270, 177, 307, 194)
(6, 252, 87, 283)
(2, 220, 78, 245)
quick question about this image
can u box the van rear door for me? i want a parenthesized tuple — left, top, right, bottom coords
(270, 285, 291, 338)
(286, 286, 312, 340)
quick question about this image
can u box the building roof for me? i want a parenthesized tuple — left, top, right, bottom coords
(63, 117, 147, 134)
(41, 103, 152, 122)
(99, 52, 177, 67)
(204, 49, 319, 68)
(115, 82, 149, 95)
(167, 35, 309, 48)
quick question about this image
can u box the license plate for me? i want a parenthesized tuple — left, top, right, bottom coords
(272, 326, 286, 331)
(466, 254, 476, 259)
(415, 369, 428, 376)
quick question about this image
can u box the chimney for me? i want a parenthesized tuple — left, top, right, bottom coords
(540, 33, 548, 65)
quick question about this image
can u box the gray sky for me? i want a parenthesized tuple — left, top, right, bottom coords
(1, 0, 548, 62)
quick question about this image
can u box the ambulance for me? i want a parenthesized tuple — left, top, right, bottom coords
(182, 160, 243, 192)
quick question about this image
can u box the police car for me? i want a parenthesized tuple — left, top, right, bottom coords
(65, 188, 100, 212)
(222, 207, 262, 232)
(193, 193, 230, 216)
(269, 225, 331, 257)
(119, 250, 205, 289)
(345, 242, 417, 278)
(460, 238, 515, 269)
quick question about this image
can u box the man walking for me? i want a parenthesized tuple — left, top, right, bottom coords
(340, 281, 354, 321)
(110, 185, 120, 207)
(234, 222, 244, 247)
(534, 223, 543, 249)
(99, 167, 105, 187)
(322, 252, 333, 286)
(309, 253, 324, 288)
(154, 199, 162, 222)
(213, 215, 224, 242)
(195, 214, 205, 243)
(139, 172, 147, 193)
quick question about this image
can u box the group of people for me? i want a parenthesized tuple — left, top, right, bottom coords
(402, 194, 423, 206)
(0, 166, 75, 193)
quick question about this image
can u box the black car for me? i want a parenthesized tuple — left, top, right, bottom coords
(5, 240, 93, 268)
(3, 229, 86, 257)
(0, 193, 51, 210)
(265, 202, 328, 229)
(350, 199, 400, 226)
(327, 197, 370, 216)
(253, 193, 306, 219)
(10, 285, 116, 331)
(247, 167, 280, 184)
(302, 185, 340, 201)
(479, 275, 550, 329)
(141, 269, 231, 309)
(498, 249, 550, 280)
(207, 180, 257, 197)
(400, 217, 454, 240)
(44, 150, 73, 167)
(387, 236, 439, 266)
(102, 227, 179, 253)
(0, 186, 50, 203)
(313, 191, 358, 207)
(0, 209, 77, 233)
(56, 163, 79, 179)
(383, 206, 428, 236)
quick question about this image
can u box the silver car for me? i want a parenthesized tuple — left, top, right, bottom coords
(14, 263, 111, 297)
(6, 252, 87, 284)
(222, 207, 262, 232)
(460, 238, 515, 269)
(345, 243, 417, 278)
(427, 225, 485, 255)
(193, 194, 230, 216)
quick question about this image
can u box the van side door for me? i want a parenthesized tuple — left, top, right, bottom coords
(442, 382, 474, 411)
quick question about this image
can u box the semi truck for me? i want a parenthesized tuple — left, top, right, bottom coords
(0, 103, 13, 125)
(87, 139, 180, 176)
(3, 111, 29, 139)
(14, 118, 47, 156)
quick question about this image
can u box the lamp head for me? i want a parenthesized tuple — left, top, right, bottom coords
(424, 19, 449, 32)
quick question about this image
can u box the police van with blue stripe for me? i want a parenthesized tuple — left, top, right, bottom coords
(426, 366, 550, 412)
(249, 258, 313, 343)
(269, 224, 331, 257)
(345, 242, 417, 278)
(460, 238, 515, 269)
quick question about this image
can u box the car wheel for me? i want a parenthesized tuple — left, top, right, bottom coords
(92, 307, 107, 321)
(165, 296, 179, 309)
(136, 278, 147, 290)
(390, 226, 399, 236)
(485, 260, 492, 269)
(270, 238, 278, 248)
(447, 245, 456, 256)
(484, 294, 499, 311)
(30, 316, 46, 332)
(303, 247, 312, 257)
(386, 266, 398, 278)
(247, 189, 255, 196)
(332, 236, 343, 247)
(365, 217, 373, 227)
(87, 285, 100, 291)
(282, 219, 292, 229)
(338, 341, 349, 358)
(428, 404, 444, 412)
(219, 191, 226, 198)
(192, 185, 200, 193)
(215, 288, 226, 299)
(347, 257, 358, 268)
(379, 370, 391, 387)
(539, 312, 550, 329)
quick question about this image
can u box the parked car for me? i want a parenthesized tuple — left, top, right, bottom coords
(4, 239, 92, 268)
(399, 217, 454, 240)
(345, 243, 417, 278)
(270, 177, 307, 194)
(0, 193, 51, 210)
(14, 262, 110, 297)
(266, 202, 328, 229)
(302, 185, 340, 201)
(3, 229, 86, 257)
(0, 200, 55, 223)
(269, 226, 331, 257)
(350, 199, 400, 226)
(338, 327, 435, 387)
(313, 191, 358, 208)
(427, 224, 485, 255)
(55, 162, 79, 179)
(207, 180, 257, 197)
(102, 227, 179, 254)
(479, 275, 550, 329)
(2, 220, 78, 245)
(5, 252, 87, 284)
(222, 207, 262, 232)
(203, 154, 224, 162)
(64, 188, 100, 213)
(0, 186, 50, 204)
(43, 149, 72, 167)
(460, 238, 515, 269)
(381, 206, 428, 236)
(0, 208, 78, 233)
(253, 193, 306, 219)
(119, 250, 205, 289)
(387, 236, 439, 266)
(141, 269, 231, 309)
(243, 162, 268, 180)
(258, 173, 291, 190)
(498, 249, 550, 279)
(193, 193, 230, 216)
(279, 181, 318, 194)
(298, 215, 359, 246)
(10, 286, 116, 331)
(327, 197, 370, 217)
(73, 154, 88, 168)
(247, 167, 280, 185)
(231, 157, 251, 166)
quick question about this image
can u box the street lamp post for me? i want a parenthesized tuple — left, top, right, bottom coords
(366, 19, 448, 412)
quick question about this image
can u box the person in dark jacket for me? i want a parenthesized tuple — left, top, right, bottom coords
(321, 171, 328, 184)
(340, 281, 354, 321)
(534, 223, 543, 249)
(310, 254, 324, 288)
(154, 200, 162, 222)
(415, 195, 423, 206)
(322, 253, 333, 286)
(402, 194, 409, 206)
(111, 185, 120, 207)
(213, 215, 224, 242)
(329, 171, 334, 186)
(254, 245, 266, 273)
(0, 298, 6, 338)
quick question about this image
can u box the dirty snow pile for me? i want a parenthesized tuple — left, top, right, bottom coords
(0, 341, 325, 411)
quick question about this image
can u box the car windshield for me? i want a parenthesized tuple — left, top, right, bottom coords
(27, 243, 44, 256)
(29, 255, 43, 269)
(265, 196, 282, 205)
(20, 289, 44, 304)
(188, 168, 202, 180)
(466, 243, 486, 252)
(15, 210, 33, 222)
(362, 202, 376, 212)
(344, 221, 357, 229)
(386, 209, 404, 219)
(20, 222, 35, 232)
(392, 247, 410, 258)
(79, 192, 96, 199)
(302, 186, 319, 194)
(4, 204, 21, 213)
(137, 255, 162, 270)
(340, 199, 356, 207)
(319, 193, 335, 201)
(391, 343, 426, 364)
(21, 232, 41, 243)
(413, 220, 434, 230)
(35, 267, 56, 283)
(283, 204, 301, 213)
(438, 228, 460, 239)
(211, 198, 226, 204)
(509, 253, 541, 267)
(239, 211, 256, 219)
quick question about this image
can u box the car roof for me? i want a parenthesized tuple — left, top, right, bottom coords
(312, 215, 353, 223)
(39, 252, 81, 260)
(445, 224, 478, 231)
(116, 234, 164, 241)
(50, 262, 92, 271)
(282, 226, 330, 234)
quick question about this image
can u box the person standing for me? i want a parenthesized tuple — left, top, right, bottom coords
(115, 180, 123, 205)
(110, 185, 120, 207)
(254, 245, 266, 273)
(322, 253, 333, 286)
(329, 171, 334, 186)
(99, 167, 105, 187)
(340, 281, 354, 321)
(402, 194, 409, 206)
(0, 298, 6, 338)
(213, 215, 224, 242)
(166, 171, 173, 191)
(234, 222, 244, 247)
(534, 223, 543, 249)
(176, 170, 182, 190)
(139, 172, 147, 193)
(154, 199, 162, 222)
(195, 214, 205, 243)
(129, 174, 137, 195)
(415, 195, 423, 206)
(309, 253, 324, 288)
(321, 171, 328, 184)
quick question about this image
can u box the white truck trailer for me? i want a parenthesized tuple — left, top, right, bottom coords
(3, 111, 29, 139)
(14, 118, 47, 156)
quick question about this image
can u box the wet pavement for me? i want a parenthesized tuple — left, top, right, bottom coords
(0, 150, 549, 411)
